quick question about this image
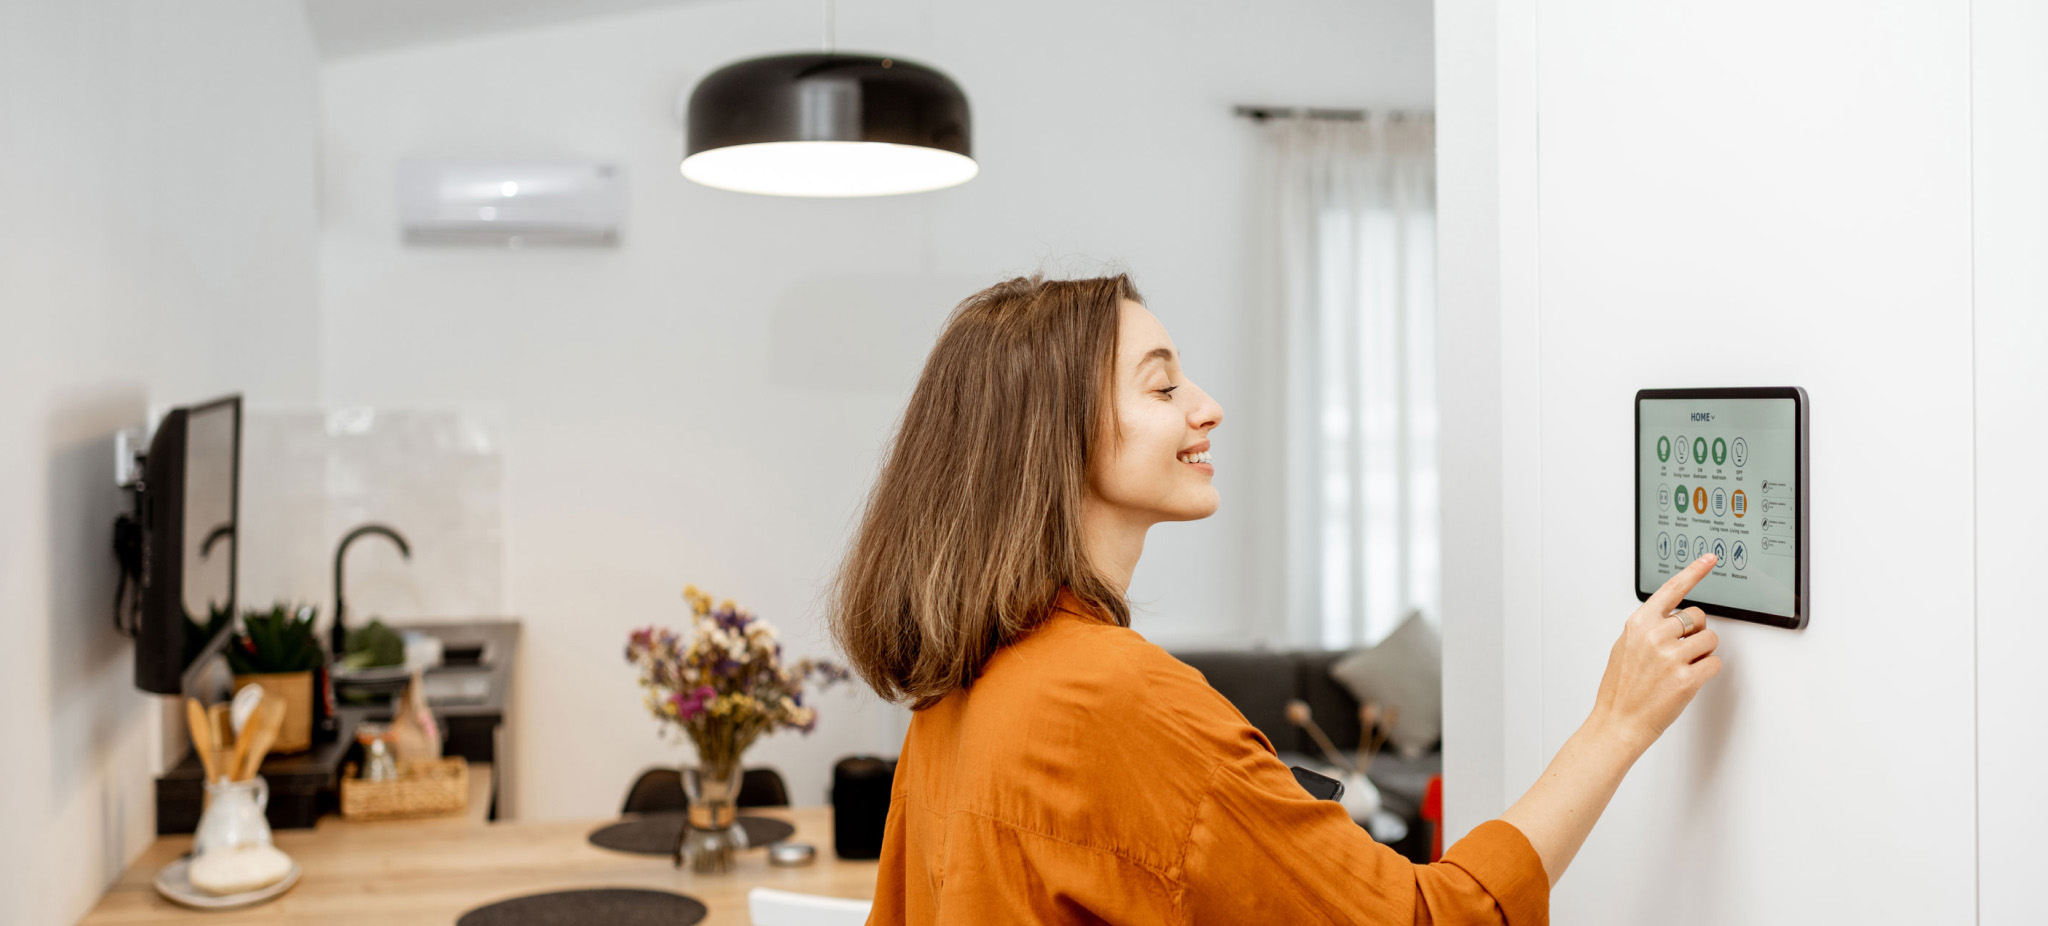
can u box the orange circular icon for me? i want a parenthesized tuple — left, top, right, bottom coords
(1731, 489, 1747, 518)
(1692, 487, 1708, 513)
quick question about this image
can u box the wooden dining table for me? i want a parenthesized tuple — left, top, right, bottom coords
(78, 774, 879, 926)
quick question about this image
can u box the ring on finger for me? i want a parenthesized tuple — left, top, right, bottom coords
(1667, 608, 1694, 637)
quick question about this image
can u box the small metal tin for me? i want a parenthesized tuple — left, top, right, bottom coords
(767, 842, 817, 867)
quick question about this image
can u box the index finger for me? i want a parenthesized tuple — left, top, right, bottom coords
(1647, 552, 1717, 613)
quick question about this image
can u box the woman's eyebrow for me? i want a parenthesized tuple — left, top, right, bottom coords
(1136, 347, 1176, 369)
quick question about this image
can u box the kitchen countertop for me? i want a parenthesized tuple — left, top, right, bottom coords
(77, 802, 875, 926)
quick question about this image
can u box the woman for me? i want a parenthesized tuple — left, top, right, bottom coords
(832, 275, 1722, 925)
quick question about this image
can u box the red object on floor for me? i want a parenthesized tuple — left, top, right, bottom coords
(1421, 774, 1444, 862)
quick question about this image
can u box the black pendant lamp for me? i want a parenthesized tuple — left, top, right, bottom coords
(682, 52, 974, 197)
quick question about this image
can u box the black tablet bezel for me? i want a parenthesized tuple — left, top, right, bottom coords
(1635, 386, 1808, 630)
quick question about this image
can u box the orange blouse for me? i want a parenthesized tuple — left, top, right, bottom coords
(867, 591, 1549, 925)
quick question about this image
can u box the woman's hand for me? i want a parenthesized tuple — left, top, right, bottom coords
(1591, 552, 1724, 753)
(1498, 552, 1726, 885)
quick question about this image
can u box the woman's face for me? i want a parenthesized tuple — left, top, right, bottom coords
(1087, 299, 1226, 525)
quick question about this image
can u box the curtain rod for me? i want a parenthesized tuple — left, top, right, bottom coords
(1233, 105, 1431, 122)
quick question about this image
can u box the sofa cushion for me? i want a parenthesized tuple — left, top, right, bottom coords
(1327, 611, 1442, 758)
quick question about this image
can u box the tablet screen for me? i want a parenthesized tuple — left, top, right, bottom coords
(1637, 394, 1800, 621)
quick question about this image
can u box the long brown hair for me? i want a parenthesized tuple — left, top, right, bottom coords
(830, 274, 1139, 709)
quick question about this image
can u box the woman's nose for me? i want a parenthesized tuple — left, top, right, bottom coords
(1187, 384, 1223, 432)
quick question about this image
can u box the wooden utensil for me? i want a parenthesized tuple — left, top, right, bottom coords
(235, 697, 287, 781)
(230, 682, 265, 736)
(207, 702, 235, 774)
(225, 687, 265, 781)
(185, 698, 221, 783)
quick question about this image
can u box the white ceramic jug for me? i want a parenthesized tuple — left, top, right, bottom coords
(194, 776, 273, 856)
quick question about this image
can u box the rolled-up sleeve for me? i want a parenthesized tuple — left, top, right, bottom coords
(1178, 752, 1549, 925)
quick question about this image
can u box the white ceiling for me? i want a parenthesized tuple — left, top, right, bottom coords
(301, 0, 705, 59)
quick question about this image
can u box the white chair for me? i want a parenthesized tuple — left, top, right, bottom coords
(748, 887, 873, 926)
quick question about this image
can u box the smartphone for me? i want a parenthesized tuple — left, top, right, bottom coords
(1290, 765, 1346, 802)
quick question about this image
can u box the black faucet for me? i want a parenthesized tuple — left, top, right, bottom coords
(332, 523, 412, 656)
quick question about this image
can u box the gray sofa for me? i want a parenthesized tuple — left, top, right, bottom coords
(1172, 648, 1440, 863)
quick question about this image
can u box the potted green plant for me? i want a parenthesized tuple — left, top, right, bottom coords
(228, 604, 325, 754)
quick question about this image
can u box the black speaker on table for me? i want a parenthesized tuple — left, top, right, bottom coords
(830, 755, 895, 860)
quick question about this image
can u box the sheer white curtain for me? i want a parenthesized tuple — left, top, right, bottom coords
(1264, 114, 1437, 650)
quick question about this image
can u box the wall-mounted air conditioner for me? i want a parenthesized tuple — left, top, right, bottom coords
(397, 158, 624, 247)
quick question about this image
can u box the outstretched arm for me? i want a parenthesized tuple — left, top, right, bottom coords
(1499, 553, 1724, 885)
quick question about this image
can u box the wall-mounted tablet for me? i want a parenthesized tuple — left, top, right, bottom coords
(1636, 387, 1808, 629)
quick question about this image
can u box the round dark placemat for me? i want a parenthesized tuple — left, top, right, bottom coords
(457, 888, 706, 926)
(587, 812, 797, 856)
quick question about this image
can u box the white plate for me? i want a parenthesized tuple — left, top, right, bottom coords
(153, 855, 301, 910)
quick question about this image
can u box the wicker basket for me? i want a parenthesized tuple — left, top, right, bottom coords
(340, 757, 470, 820)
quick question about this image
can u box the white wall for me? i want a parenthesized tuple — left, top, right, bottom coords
(1972, 0, 2048, 921)
(0, 1, 320, 922)
(1439, 0, 2046, 922)
(316, 0, 1435, 823)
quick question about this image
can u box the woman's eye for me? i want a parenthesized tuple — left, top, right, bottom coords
(1156, 385, 1179, 398)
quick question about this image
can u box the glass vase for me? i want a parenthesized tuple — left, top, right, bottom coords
(675, 759, 745, 872)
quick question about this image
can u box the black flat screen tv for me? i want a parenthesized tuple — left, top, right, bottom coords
(135, 395, 241, 694)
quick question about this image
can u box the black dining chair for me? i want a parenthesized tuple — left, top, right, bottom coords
(621, 766, 790, 815)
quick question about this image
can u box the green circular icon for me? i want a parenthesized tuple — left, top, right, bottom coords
(1692, 437, 1707, 465)
(1712, 437, 1727, 466)
(1675, 484, 1690, 512)
(1657, 436, 1671, 462)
